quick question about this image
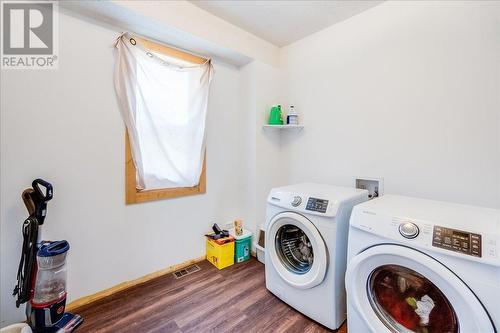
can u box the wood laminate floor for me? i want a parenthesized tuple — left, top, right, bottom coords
(74, 258, 347, 333)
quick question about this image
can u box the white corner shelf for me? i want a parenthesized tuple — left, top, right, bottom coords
(262, 124, 304, 130)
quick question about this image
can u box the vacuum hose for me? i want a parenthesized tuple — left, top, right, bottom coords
(12, 216, 39, 307)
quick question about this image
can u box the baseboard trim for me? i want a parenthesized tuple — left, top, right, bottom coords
(66, 255, 206, 311)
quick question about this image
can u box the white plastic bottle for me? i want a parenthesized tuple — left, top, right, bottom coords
(287, 105, 298, 125)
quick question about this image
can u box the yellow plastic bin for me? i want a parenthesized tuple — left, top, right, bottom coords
(206, 237, 234, 270)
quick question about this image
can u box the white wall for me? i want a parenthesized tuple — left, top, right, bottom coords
(239, 61, 286, 234)
(112, 0, 279, 66)
(0, 11, 243, 326)
(75, 0, 278, 67)
(280, 1, 500, 208)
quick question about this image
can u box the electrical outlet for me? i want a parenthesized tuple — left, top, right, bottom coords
(221, 221, 234, 229)
(356, 177, 383, 200)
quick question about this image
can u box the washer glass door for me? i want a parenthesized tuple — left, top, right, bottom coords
(267, 212, 327, 289)
(345, 244, 494, 333)
(369, 265, 457, 333)
(275, 224, 314, 274)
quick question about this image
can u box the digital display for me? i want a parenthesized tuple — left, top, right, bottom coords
(453, 230, 469, 238)
(306, 197, 329, 213)
(432, 226, 481, 257)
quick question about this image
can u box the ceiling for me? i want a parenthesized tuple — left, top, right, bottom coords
(190, 1, 383, 47)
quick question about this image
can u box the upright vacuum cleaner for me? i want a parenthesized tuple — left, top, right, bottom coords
(13, 179, 83, 333)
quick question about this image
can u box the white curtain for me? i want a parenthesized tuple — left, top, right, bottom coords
(114, 33, 213, 190)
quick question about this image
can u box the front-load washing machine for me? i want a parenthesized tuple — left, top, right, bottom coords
(346, 195, 500, 333)
(265, 183, 368, 330)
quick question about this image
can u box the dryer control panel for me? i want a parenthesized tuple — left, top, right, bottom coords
(306, 197, 329, 213)
(432, 226, 482, 257)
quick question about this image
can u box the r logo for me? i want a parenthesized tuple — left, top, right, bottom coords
(2, 2, 53, 55)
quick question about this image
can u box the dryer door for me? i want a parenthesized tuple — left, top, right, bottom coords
(345, 244, 495, 333)
(267, 212, 327, 289)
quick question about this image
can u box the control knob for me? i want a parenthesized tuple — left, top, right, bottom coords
(291, 196, 302, 207)
(399, 222, 419, 239)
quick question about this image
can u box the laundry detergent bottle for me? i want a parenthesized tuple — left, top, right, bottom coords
(268, 105, 283, 125)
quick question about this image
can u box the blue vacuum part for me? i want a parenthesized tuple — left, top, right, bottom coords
(38, 240, 70, 257)
(30, 303, 83, 332)
(54, 313, 83, 333)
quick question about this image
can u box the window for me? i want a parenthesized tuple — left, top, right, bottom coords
(125, 130, 206, 204)
(114, 34, 212, 204)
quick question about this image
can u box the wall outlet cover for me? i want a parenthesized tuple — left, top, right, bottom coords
(356, 177, 384, 199)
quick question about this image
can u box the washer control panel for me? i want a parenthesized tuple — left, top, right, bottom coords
(432, 226, 482, 257)
(306, 197, 329, 213)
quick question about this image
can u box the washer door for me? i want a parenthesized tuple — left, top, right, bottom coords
(345, 244, 495, 333)
(267, 212, 327, 289)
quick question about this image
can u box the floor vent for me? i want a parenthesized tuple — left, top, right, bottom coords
(172, 264, 201, 279)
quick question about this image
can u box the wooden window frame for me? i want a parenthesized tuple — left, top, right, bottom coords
(125, 36, 207, 205)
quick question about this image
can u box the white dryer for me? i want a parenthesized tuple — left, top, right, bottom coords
(265, 183, 368, 330)
(346, 195, 500, 333)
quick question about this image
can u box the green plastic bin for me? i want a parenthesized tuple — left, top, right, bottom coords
(229, 228, 252, 263)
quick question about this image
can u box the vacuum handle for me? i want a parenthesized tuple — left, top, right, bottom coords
(31, 179, 53, 225)
(21, 189, 36, 216)
(32, 179, 53, 202)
